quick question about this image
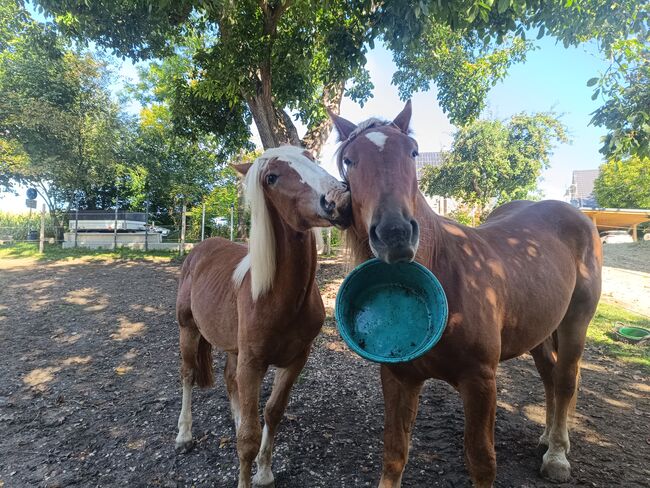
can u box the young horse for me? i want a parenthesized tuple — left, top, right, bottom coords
(174, 146, 350, 488)
(329, 102, 602, 487)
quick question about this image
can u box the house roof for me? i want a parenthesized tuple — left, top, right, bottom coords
(571, 169, 599, 200)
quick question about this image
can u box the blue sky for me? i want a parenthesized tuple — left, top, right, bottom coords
(2, 22, 610, 212)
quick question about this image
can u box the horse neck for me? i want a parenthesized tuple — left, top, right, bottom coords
(267, 204, 318, 297)
(414, 191, 446, 268)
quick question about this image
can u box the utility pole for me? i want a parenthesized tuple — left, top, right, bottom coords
(201, 202, 206, 241)
(39, 204, 45, 254)
(180, 204, 187, 256)
(230, 203, 234, 241)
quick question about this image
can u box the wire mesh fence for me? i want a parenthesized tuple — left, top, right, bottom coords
(1, 201, 350, 256)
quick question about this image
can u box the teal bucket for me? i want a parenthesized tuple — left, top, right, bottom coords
(335, 258, 448, 363)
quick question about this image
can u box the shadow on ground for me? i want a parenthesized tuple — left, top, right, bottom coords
(0, 257, 648, 487)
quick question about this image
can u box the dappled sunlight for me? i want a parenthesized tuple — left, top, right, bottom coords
(63, 287, 109, 312)
(582, 386, 633, 410)
(496, 399, 516, 413)
(111, 317, 146, 341)
(630, 382, 650, 394)
(23, 355, 92, 390)
(23, 366, 60, 389)
(441, 223, 467, 238)
(115, 364, 133, 375)
(521, 404, 545, 425)
(127, 439, 146, 450)
(580, 360, 609, 373)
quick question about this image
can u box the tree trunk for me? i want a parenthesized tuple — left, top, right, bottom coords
(302, 82, 345, 156)
(247, 92, 301, 149)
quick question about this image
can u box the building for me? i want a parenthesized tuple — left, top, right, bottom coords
(566, 169, 599, 208)
(415, 152, 456, 216)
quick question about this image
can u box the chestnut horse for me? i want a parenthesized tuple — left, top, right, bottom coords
(175, 146, 349, 488)
(329, 102, 602, 487)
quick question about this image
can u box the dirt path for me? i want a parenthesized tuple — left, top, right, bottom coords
(1, 257, 649, 487)
(601, 242, 650, 317)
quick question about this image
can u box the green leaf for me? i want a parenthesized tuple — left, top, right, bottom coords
(497, 0, 510, 14)
(586, 77, 599, 87)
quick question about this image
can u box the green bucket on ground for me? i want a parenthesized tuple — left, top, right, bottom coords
(335, 258, 448, 363)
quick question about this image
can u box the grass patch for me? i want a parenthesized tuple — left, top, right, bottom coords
(0, 242, 178, 263)
(588, 302, 650, 371)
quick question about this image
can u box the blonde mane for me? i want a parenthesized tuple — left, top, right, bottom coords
(232, 146, 319, 300)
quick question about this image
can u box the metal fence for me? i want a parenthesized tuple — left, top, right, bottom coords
(0, 202, 246, 255)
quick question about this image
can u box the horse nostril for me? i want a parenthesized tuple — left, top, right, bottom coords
(320, 195, 335, 215)
(370, 224, 379, 243)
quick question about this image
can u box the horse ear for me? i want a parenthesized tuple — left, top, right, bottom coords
(232, 163, 252, 176)
(393, 100, 412, 133)
(327, 108, 357, 141)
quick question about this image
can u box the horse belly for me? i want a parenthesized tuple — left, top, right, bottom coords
(499, 284, 574, 360)
(191, 285, 239, 352)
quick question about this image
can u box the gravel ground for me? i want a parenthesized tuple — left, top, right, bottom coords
(0, 255, 649, 487)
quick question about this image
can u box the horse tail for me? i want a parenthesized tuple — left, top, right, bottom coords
(195, 336, 214, 388)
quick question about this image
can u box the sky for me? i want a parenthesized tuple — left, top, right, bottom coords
(1, 20, 610, 212)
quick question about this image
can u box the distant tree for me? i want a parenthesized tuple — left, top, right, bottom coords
(420, 113, 568, 219)
(0, 4, 134, 233)
(593, 156, 650, 209)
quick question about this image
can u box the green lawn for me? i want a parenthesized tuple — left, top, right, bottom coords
(588, 302, 650, 371)
(0, 242, 177, 263)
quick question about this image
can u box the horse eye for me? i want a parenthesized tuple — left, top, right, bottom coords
(343, 158, 354, 166)
(411, 150, 419, 158)
(266, 174, 278, 185)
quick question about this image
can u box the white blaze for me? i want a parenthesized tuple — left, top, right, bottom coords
(365, 131, 388, 151)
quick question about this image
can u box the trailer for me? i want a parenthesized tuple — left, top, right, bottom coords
(68, 211, 147, 232)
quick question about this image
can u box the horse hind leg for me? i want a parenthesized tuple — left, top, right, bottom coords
(530, 335, 557, 448)
(253, 346, 311, 487)
(175, 318, 214, 452)
(540, 293, 595, 482)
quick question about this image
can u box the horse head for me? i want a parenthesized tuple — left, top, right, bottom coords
(234, 146, 351, 231)
(330, 101, 420, 263)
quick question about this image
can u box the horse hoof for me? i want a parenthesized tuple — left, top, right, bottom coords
(252, 472, 275, 487)
(540, 456, 571, 482)
(175, 439, 194, 453)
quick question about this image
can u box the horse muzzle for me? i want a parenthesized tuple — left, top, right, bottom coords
(321, 185, 352, 229)
(369, 212, 419, 264)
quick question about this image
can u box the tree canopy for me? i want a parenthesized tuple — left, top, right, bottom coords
(420, 113, 568, 218)
(34, 0, 649, 158)
(0, 1, 127, 214)
(593, 156, 650, 209)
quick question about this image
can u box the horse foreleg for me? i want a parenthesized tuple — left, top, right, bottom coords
(378, 365, 423, 488)
(235, 356, 267, 488)
(458, 369, 497, 488)
(253, 346, 311, 487)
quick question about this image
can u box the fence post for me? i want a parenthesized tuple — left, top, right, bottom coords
(144, 201, 149, 252)
(113, 205, 119, 250)
(39, 204, 45, 254)
(201, 202, 206, 241)
(180, 204, 187, 256)
(74, 207, 79, 248)
(230, 203, 234, 241)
